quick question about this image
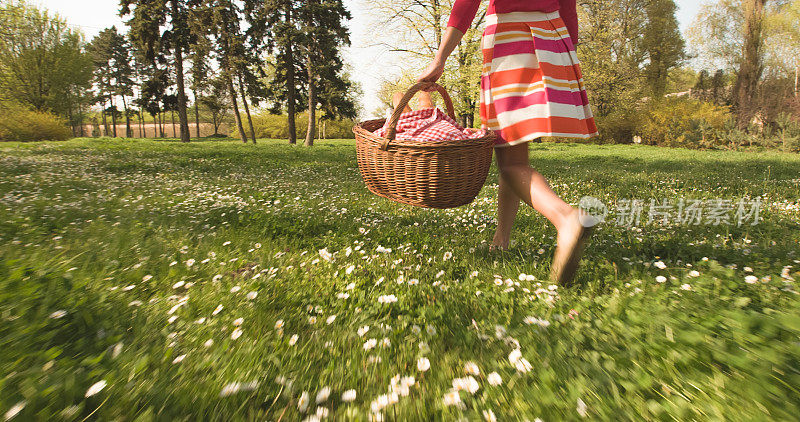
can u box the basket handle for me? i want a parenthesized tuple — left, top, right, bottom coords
(382, 82, 457, 150)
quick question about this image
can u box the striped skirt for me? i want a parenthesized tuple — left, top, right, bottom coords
(480, 11, 598, 147)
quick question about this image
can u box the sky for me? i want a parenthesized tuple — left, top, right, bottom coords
(33, 0, 704, 119)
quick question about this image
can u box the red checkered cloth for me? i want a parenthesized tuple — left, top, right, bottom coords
(374, 107, 489, 142)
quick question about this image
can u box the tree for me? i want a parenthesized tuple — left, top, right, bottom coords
(365, 0, 488, 126)
(260, 0, 304, 144)
(643, 0, 686, 96)
(733, 0, 769, 128)
(201, 75, 231, 135)
(90, 27, 135, 138)
(297, 0, 355, 146)
(122, 0, 192, 142)
(191, 0, 250, 143)
(0, 1, 92, 132)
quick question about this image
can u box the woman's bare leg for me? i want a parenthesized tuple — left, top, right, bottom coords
(392, 92, 413, 113)
(495, 143, 574, 229)
(494, 143, 591, 284)
(492, 157, 521, 250)
(418, 91, 434, 109)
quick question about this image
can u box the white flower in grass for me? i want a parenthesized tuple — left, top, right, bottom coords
(483, 409, 497, 422)
(85, 380, 107, 397)
(326, 315, 337, 324)
(337, 292, 350, 299)
(172, 280, 185, 289)
(363, 338, 377, 350)
(470, 271, 479, 278)
(680, 283, 692, 290)
(380, 338, 391, 348)
(345, 282, 356, 290)
(246, 291, 258, 300)
(289, 334, 299, 346)
(654, 261, 667, 269)
(142, 274, 153, 282)
(4, 401, 26, 420)
(408, 279, 419, 285)
(442, 390, 461, 406)
(341, 389, 357, 402)
(577, 398, 588, 417)
(123, 285, 136, 291)
(515, 358, 532, 373)
(452, 376, 479, 394)
(315, 406, 329, 418)
(745, 275, 758, 284)
(411, 325, 421, 335)
(688, 270, 700, 278)
(275, 319, 284, 330)
(346, 265, 356, 275)
(308, 316, 317, 325)
(494, 278, 503, 286)
(464, 361, 480, 376)
(212, 274, 223, 282)
(358, 325, 370, 337)
(212, 304, 223, 316)
(508, 349, 522, 364)
(172, 354, 186, 364)
(49, 310, 67, 319)
(169, 261, 177, 267)
(223, 241, 231, 246)
(233, 318, 244, 326)
(204, 339, 214, 347)
(487, 372, 502, 386)
(656, 276, 667, 283)
(417, 357, 430, 372)
(230, 286, 241, 293)
(315, 386, 331, 403)
(231, 328, 243, 340)
(168, 316, 178, 324)
(298, 391, 310, 412)
(186, 259, 195, 267)
(426, 325, 437, 336)
(319, 249, 332, 262)
(443, 251, 453, 261)
(436, 270, 445, 279)
(377, 295, 397, 304)
(128, 300, 142, 307)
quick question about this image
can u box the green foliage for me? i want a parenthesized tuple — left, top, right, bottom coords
(0, 1, 93, 125)
(639, 97, 732, 147)
(1, 139, 800, 419)
(0, 102, 72, 142)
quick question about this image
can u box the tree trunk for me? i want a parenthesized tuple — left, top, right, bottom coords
(110, 97, 118, 137)
(237, 73, 257, 144)
(172, 109, 176, 138)
(122, 95, 132, 138)
(101, 101, 108, 137)
(795, 64, 799, 98)
(227, 71, 248, 143)
(733, 0, 767, 129)
(172, 0, 192, 143)
(305, 56, 316, 147)
(286, 2, 297, 145)
(194, 87, 201, 138)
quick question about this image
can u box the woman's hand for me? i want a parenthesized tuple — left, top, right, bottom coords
(417, 58, 445, 89)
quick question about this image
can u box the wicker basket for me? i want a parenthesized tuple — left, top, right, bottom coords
(353, 82, 496, 209)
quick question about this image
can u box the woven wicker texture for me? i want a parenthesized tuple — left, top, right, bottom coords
(353, 82, 496, 209)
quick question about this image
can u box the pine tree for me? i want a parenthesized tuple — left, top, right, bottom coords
(190, 0, 249, 143)
(260, 0, 304, 144)
(122, 0, 192, 142)
(297, 0, 354, 146)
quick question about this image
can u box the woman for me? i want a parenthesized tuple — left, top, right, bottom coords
(417, 0, 598, 284)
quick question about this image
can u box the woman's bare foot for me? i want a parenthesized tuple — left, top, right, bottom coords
(550, 209, 596, 285)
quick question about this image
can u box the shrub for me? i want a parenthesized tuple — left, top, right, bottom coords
(593, 108, 641, 144)
(0, 101, 71, 142)
(638, 97, 731, 148)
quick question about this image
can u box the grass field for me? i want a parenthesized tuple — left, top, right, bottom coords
(1, 138, 799, 421)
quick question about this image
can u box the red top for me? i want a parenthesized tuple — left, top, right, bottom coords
(447, 0, 579, 44)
